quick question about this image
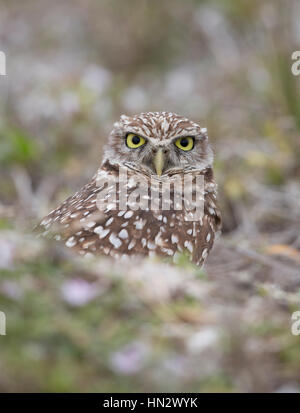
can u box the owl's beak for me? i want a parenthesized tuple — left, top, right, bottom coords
(153, 148, 164, 177)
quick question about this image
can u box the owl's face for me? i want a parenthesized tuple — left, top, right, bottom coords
(103, 112, 213, 177)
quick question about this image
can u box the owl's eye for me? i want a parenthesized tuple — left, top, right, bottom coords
(174, 136, 194, 151)
(126, 133, 146, 149)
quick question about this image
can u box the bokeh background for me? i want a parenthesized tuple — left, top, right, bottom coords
(0, 0, 300, 392)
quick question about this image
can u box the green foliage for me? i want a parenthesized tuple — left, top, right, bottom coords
(0, 127, 39, 166)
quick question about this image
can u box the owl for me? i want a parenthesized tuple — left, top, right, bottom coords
(38, 112, 221, 266)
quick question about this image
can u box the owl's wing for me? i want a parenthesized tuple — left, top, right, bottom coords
(37, 166, 221, 264)
(191, 174, 222, 265)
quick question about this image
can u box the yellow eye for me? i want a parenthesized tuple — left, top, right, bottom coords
(126, 133, 146, 149)
(174, 136, 194, 151)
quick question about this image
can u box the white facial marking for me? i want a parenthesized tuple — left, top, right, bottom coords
(128, 239, 136, 250)
(184, 240, 193, 253)
(94, 226, 110, 239)
(105, 217, 114, 226)
(147, 241, 156, 250)
(85, 221, 96, 228)
(124, 210, 134, 219)
(66, 237, 77, 248)
(202, 248, 208, 259)
(118, 229, 128, 239)
(109, 233, 122, 249)
(171, 234, 179, 244)
(134, 219, 145, 230)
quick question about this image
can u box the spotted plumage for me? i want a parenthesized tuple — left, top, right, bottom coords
(38, 112, 221, 266)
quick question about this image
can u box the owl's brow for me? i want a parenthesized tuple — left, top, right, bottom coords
(123, 132, 199, 145)
(123, 130, 148, 139)
(149, 134, 199, 144)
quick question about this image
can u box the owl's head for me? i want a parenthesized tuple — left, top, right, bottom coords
(103, 112, 213, 176)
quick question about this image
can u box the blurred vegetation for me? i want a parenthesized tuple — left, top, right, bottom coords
(0, 0, 300, 392)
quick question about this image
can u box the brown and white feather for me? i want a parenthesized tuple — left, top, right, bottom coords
(38, 112, 221, 266)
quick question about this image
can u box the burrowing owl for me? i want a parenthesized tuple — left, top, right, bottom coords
(38, 112, 221, 266)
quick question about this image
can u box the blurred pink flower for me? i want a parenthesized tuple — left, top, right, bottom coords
(0, 238, 16, 269)
(60, 279, 98, 306)
(109, 342, 148, 375)
(1, 280, 23, 300)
